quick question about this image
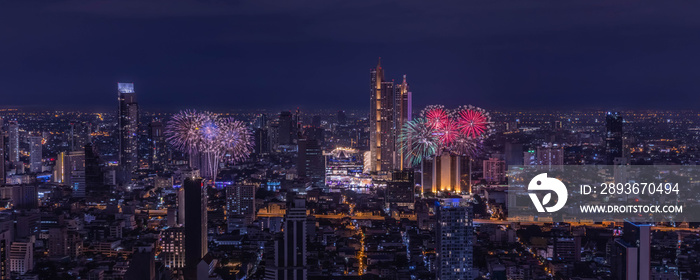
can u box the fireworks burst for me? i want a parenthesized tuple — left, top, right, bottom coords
(398, 104, 492, 167)
(165, 110, 253, 179)
(398, 118, 439, 166)
(454, 105, 493, 139)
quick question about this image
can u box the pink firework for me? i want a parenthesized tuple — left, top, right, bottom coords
(438, 119, 458, 146)
(455, 106, 490, 139)
(421, 105, 450, 130)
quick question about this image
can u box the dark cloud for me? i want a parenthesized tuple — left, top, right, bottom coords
(1, 0, 699, 110)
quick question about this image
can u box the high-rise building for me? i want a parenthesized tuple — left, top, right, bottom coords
(84, 143, 104, 196)
(28, 136, 42, 173)
(482, 158, 506, 183)
(69, 122, 91, 151)
(605, 112, 624, 165)
(279, 111, 295, 145)
(8, 121, 19, 164)
(184, 177, 207, 276)
(369, 58, 396, 178)
(68, 150, 86, 197)
(148, 121, 168, 171)
(117, 82, 138, 182)
(429, 151, 463, 193)
(504, 143, 524, 167)
(9, 241, 33, 276)
(0, 226, 11, 280)
(254, 128, 270, 155)
(161, 227, 185, 269)
(394, 74, 412, 170)
(611, 221, 651, 280)
(436, 198, 473, 280)
(385, 170, 415, 209)
(536, 144, 564, 167)
(266, 198, 307, 280)
(225, 184, 256, 233)
(297, 138, 325, 187)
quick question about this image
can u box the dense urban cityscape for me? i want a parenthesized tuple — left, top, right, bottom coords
(0, 59, 699, 280)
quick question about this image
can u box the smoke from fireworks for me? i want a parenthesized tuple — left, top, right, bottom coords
(165, 110, 253, 179)
(399, 105, 492, 166)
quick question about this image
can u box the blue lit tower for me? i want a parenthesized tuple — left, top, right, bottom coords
(118, 83, 138, 182)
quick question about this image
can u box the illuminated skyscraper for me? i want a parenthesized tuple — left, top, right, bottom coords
(117, 82, 138, 182)
(28, 136, 42, 173)
(394, 75, 412, 170)
(70, 122, 91, 151)
(611, 221, 651, 280)
(8, 121, 19, 164)
(436, 198, 473, 280)
(369, 58, 395, 178)
(279, 111, 295, 145)
(605, 112, 624, 165)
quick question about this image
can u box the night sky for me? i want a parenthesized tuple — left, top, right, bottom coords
(2, 1, 700, 111)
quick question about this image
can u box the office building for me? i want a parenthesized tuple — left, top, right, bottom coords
(28, 136, 41, 173)
(279, 111, 295, 145)
(606, 112, 624, 165)
(536, 144, 564, 167)
(611, 221, 651, 280)
(429, 151, 463, 193)
(84, 143, 104, 196)
(369, 58, 396, 178)
(385, 170, 415, 209)
(436, 198, 473, 280)
(9, 241, 33, 275)
(254, 128, 270, 155)
(117, 82, 138, 182)
(394, 74, 412, 170)
(161, 227, 185, 269)
(225, 184, 256, 233)
(266, 198, 308, 280)
(8, 121, 18, 164)
(337, 111, 347, 125)
(482, 157, 506, 183)
(184, 177, 207, 276)
(69, 122, 91, 152)
(297, 138, 325, 187)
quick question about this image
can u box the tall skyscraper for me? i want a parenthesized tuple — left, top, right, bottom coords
(70, 122, 91, 151)
(369, 58, 396, 177)
(68, 150, 86, 197)
(385, 170, 415, 209)
(225, 184, 256, 233)
(8, 121, 19, 164)
(297, 138, 325, 187)
(118, 82, 138, 182)
(254, 128, 270, 155)
(267, 197, 308, 280)
(28, 136, 42, 173)
(394, 74, 412, 170)
(436, 198, 473, 280)
(611, 221, 651, 280)
(184, 177, 207, 276)
(605, 112, 624, 165)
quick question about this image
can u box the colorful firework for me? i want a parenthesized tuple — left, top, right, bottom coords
(165, 110, 253, 179)
(398, 118, 439, 166)
(421, 105, 450, 130)
(398, 104, 492, 167)
(454, 105, 492, 139)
